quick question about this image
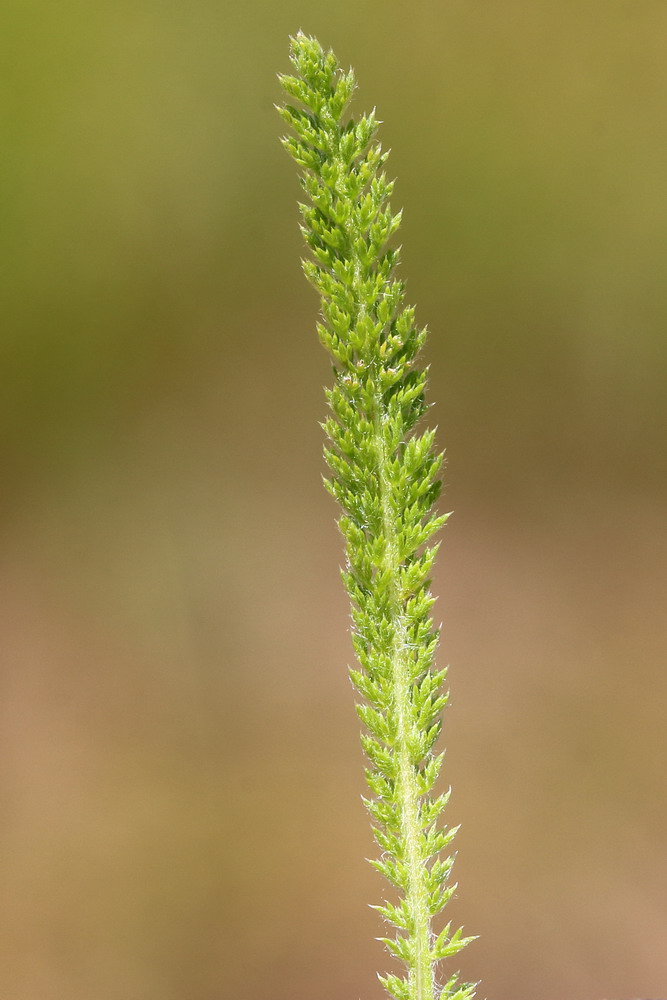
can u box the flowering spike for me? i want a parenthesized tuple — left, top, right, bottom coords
(279, 32, 476, 1000)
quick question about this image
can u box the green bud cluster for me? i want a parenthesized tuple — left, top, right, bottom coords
(278, 33, 476, 1000)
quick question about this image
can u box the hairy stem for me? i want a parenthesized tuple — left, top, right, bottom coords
(374, 391, 435, 1000)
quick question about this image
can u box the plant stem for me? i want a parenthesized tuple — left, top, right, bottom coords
(374, 388, 435, 1000)
(278, 33, 476, 1000)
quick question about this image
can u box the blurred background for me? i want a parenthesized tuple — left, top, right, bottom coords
(2, 1, 666, 998)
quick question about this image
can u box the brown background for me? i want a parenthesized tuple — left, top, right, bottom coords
(2, 2, 666, 998)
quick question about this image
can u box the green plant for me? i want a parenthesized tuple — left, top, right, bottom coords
(278, 33, 476, 1000)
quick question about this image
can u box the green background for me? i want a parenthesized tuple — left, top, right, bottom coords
(2, 2, 666, 998)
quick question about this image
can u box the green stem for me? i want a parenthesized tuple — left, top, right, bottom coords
(373, 391, 435, 1000)
(344, 122, 435, 999)
(279, 32, 474, 1000)
(278, 35, 475, 999)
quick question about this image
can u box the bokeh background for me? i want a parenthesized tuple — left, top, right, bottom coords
(2, 2, 666, 998)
